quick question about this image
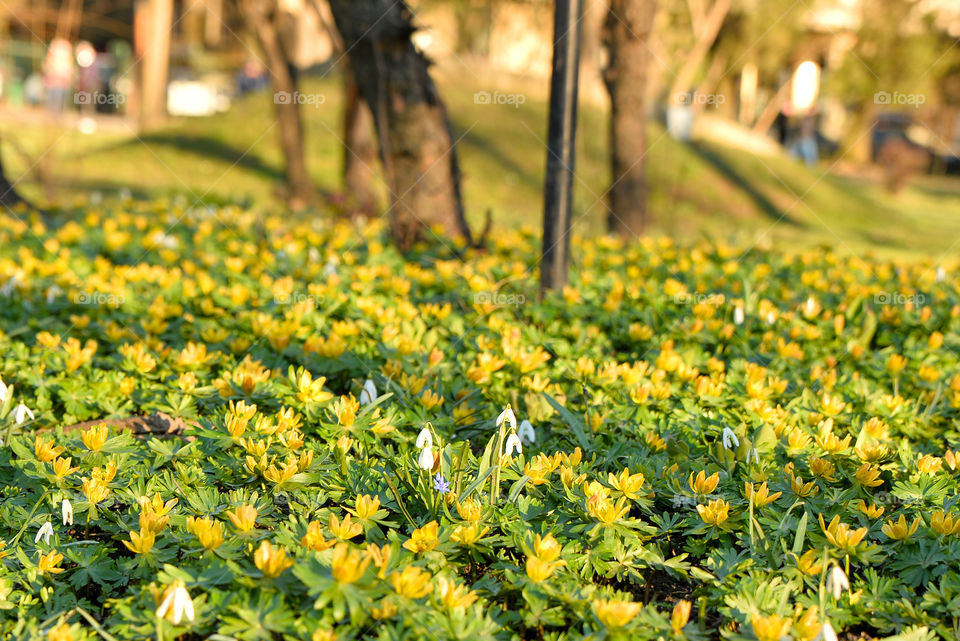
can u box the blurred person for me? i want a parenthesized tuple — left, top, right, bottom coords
(44, 38, 74, 118)
(75, 41, 100, 113)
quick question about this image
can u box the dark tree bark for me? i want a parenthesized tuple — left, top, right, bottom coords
(240, 0, 313, 209)
(326, 0, 473, 249)
(342, 65, 380, 216)
(603, 0, 658, 237)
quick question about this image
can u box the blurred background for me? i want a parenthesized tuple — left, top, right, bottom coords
(1, 0, 959, 256)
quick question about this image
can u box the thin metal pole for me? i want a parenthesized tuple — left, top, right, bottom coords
(539, 0, 582, 296)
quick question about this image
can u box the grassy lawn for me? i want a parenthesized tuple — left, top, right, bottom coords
(4, 68, 960, 258)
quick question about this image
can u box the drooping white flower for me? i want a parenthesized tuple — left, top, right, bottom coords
(721, 427, 739, 450)
(14, 403, 35, 425)
(35, 521, 54, 545)
(417, 445, 434, 471)
(936, 266, 946, 283)
(826, 564, 849, 600)
(416, 428, 433, 450)
(359, 379, 377, 406)
(817, 620, 838, 641)
(0, 376, 10, 404)
(746, 447, 759, 465)
(733, 305, 745, 325)
(323, 259, 337, 279)
(766, 311, 776, 324)
(518, 419, 536, 445)
(156, 580, 195, 624)
(46, 285, 63, 304)
(62, 499, 74, 526)
(504, 433, 523, 456)
(496, 407, 517, 431)
(804, 296, 817, 317)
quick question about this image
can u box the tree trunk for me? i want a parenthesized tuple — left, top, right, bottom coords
(327, 0, 472, 250)
(603, 0, 658, 237)
(135, 0, 173, 130)
(240, 0, 313, 209)
(342, 69, 380, 216)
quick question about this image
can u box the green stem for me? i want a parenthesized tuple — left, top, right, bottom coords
(10, 490, 50, 547)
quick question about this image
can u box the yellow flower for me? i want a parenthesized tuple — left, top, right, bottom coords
(809, 457, 837, 481)
(47, 622, 74, 641)
(885, 354, 907, 374)
(819, 514, 867, 552)
(449, 523, 490, 546)
(853, 500, 885, 519)
(745, 482, 782, 507)
(671, 600, 692, 633)
(917, 455, 942, 475)
(225, 504, 258, 532)
(34, 436, 65, 463)
(696, 499, 730, 527)
(354, 494, 381, 521)
(403, 521, 439, 554)
(882, 514, 921, 541)
(365, 543, 392, 579)
(456, 498, 482, 522)
(331, 543, 370, 584)
(794, 549, 823, 576)
(793, 605, 821, 641)
(930, 510, 960, 536)
(186, 516, 224, 550)
(592, 598, 642, 628)
(254, 540, 293, 578)
(37, 550, 65, 575)
(122, 529, 155, 555)
(751, 613, 792, 641)
(688, 470, 719, 494)
(390, 566, 432, 598)
(330, 513, 363, 540)
(302, 521, 336, 551)
(81, 424, 109, 452)
(436, 576, 478, 611)
(532, 533, 562, 562)
(51, 457, 79, 478)
(420, 389, 444, 410)
(588, 495, 631, 524)
(854, 463, 883, 488)
(855, 443, 887, 462)
(525, 556, 565, 582)
(608, 468, 646, 500)
(81, 477, 111, 505)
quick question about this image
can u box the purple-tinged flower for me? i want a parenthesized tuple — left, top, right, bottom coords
(434, 473, 450, 494)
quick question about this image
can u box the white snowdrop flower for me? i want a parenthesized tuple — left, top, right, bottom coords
(936, 266, 946, 282)
(518, 419, 536, 445)
(721, 427, 739, 450)
(826, 564, 849, 600)
(733, 305, 745, 325)
(0, 273, 22, 298)
(62, 499, 74, 526)
(504, 433, 523, 456)
(323, 259, 337, 278)
(35, 521, 54, 545)
(766, 311, 776, 324)
(156, 580, 195, 624)
(417, 445, 434, 471)
(746, 447, 759, 465)
(804, 296, 817, 317)
(415, 427, 433, 450)
(46, 285, 63, 304)
(817, 620, 838, 641)
(359, 379, 377, 406)
(0, 376, 10, 404)
(496, 407, 517, 431)
(14, 403, 35, 425)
